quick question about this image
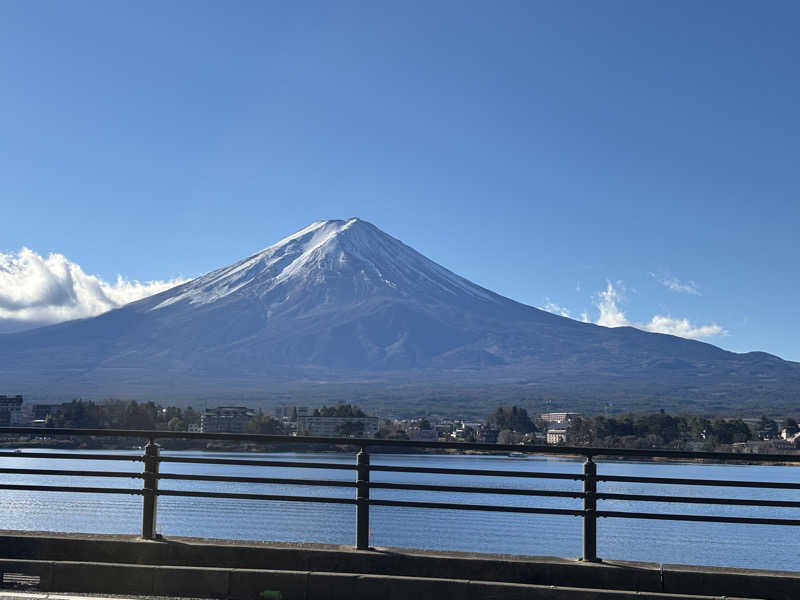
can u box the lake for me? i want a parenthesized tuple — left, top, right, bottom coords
(1, 450, 798, 572)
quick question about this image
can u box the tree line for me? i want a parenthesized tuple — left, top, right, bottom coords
(565, 412, 793, 450)
(42, 399, 287, 435)
(481, 406, 796, 451)
(41, 400, 371, 436)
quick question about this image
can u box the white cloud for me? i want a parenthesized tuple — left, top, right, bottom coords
(588, 281, 726, 340)
(641, 315, 725, 339)
(595, 281, 628, 327)
(0, 247, 190, 330)
(540, 300, 571, 318)
(650, 273, 701, 295)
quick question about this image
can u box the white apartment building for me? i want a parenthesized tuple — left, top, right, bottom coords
(546, 428, 568, 444)
(200, 406, 254, 433)
(296, 415, 379, 438)
(540, 412, 580, 426)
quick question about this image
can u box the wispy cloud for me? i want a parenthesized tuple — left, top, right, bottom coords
(650, 273, 701, 295)
(595, 281, 628, 327)
(539, 300, 571, 318)
(0, 247, 190, 330)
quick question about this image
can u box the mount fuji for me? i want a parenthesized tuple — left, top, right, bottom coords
(2, 218, 799, 411)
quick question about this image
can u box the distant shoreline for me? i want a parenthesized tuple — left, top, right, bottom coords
(3, 437, 799, 466)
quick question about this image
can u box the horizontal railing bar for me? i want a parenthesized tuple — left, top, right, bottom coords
(369, 481, 584, 498)
(159, 456, 355, 470)
(597, 492, 800, 508)
(159, 489, 582, 514)
(599, 474, 800, 489)
(157, 489, 356, 504)
(369, 498, 583, 516)
(0, 451, 141, 461)
(158, 473, 354, 487)
(0, 468, 142, 478)
(598, 510, 800, 526)
(371, 465, 584, 479)
(0, 484, 142, 495)
(162, 457, 580, 480)
(4, 427, 800, 462)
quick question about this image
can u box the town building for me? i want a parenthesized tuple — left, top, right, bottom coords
(461, 421, 483, 431)
(31, 404, 56, 421)
(436, 423, 454, 439)
(296, 415, 379, 438)
(200, 406, 254, 433)
(541, 413, 579, 445)
(0, 395, 24, 426)
(406, 425, 437, 441)
(540, 412, 580, 426)
(479, 427, 499, 444)
(274, 406, 295, 419)
(546, 428, 568, 444)
(780, 428, 800, 445)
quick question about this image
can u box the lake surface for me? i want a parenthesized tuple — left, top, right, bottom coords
(1, 449, 798, 572)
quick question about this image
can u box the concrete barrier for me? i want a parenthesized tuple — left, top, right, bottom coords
(1, 532, 793, 599)
(228, 568, 307, 600)
(152, 565, 231, 598)
(0, 558, 762, 600)
(662, 563, 800, 600)
(0, 532, 664, 591)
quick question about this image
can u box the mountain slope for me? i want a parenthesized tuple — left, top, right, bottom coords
(2, 218, 799, 409)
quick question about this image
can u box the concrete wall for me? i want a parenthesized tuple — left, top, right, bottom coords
(1, 532, 795, 599)
(0, 558, 757, 600)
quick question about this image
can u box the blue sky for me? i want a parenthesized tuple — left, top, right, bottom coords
(1, 1, 798, 360)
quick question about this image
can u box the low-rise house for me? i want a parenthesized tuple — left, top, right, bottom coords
(479, 427, 499, 444)
(31, 404, 55, 421)
(436, 423, 454, 439)
(406, 426, 437, 441)
(0, 395, 24, 426)
(780, 428, 800, 444)
(731, 439, 796, 453)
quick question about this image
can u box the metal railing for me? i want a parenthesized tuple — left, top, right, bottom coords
(2, 427, 800, 562)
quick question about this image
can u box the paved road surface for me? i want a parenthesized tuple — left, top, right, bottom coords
(0, 591, 214, 600)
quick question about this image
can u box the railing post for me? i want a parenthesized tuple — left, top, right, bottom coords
(356, 447, 370, 550)
(141, 437, 160, 540)
(582, 455, 599, 562)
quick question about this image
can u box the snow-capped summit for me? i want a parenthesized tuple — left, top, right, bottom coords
(147, 217, 498, 315)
